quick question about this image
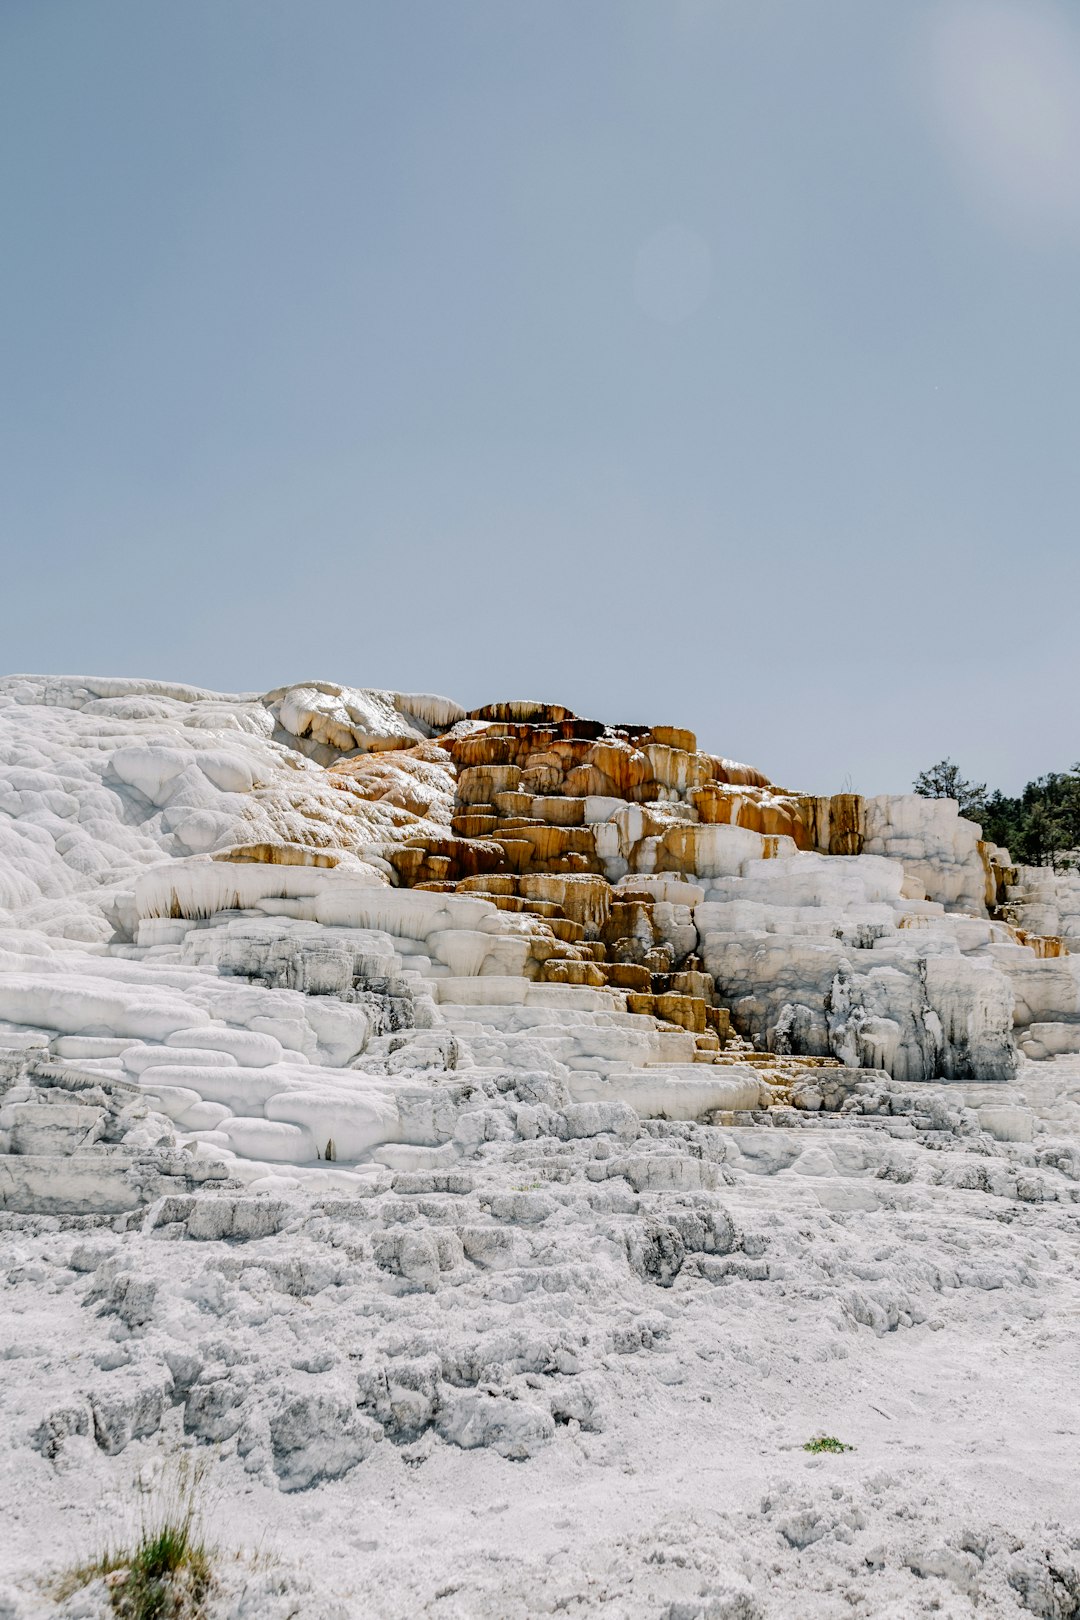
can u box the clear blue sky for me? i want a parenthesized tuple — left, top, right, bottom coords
(2, 0, 1077, 794)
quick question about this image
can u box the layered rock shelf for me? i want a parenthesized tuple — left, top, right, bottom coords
(1, 675, 1078, 1207)
(3, 674, 1080, 1619)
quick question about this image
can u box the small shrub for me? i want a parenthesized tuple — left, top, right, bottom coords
(54, 1458, 214, 1619)
(803, 1434, 854, 1454)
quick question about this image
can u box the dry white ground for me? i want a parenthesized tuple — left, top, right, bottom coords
(1, 1058, 1078, 1620)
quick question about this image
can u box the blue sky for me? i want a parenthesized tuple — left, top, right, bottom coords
(2, 0, 1077, 794)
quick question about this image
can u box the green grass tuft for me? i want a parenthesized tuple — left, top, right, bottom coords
(54, 1458, 215, 1619)
(803, 1434, 854, 1454)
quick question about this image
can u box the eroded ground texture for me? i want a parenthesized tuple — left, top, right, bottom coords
(1, 676, 1078, 1619)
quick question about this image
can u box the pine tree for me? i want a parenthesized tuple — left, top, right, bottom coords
(912, 759, 987, 819)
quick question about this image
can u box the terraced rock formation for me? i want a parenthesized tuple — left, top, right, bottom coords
(1, 676, 1079, 1619)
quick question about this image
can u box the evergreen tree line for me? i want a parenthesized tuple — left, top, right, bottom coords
(912, 759, 1080, 870)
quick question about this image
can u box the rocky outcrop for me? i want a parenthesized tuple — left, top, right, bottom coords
(0, 675, 1073, 1206)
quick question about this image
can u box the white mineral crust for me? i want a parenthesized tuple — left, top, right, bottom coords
(0, 674, 1078, 1619)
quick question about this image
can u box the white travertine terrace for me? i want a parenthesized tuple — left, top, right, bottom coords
(1, 673, 1078, 1195)
(3, 674, 1080, 1617)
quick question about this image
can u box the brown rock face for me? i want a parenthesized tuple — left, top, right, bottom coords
(518, 873, 612, 932)
(327, 741, 456, 826)
(357, 708, 835, 980)
(301, 697, 877, 1046)
(211, 843, 346, 868)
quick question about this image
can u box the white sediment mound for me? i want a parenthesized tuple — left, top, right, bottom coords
(0, 674, 1078, 1619)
